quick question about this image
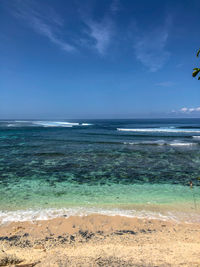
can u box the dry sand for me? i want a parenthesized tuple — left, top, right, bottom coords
(0, 214, 200, 266)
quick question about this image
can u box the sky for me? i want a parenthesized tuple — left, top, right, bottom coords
(1, 0, 200, 119)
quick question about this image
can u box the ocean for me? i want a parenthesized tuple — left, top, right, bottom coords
(0, 118, 200, 223)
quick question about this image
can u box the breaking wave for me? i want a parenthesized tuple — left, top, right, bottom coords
(124, 140, 197, 146)
(117, 128, 200, 133)
(2, 121, 93, 128)
(32, 121, 79, 127)
(192, 136, 200, 139)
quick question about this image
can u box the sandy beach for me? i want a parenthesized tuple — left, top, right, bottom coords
(0, 214, 199, 266)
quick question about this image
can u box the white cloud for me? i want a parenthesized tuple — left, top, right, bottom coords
(84, 18, 113, 55)
(189, 108, 195, 112)
(10, 0, 118, 55)
(180, 107, 188, 112)
(11, 1, 75, 52)
(29, 17, 74, 52)
(134, 17, 171, 72)
(81, 0, 118, 55)
(180, 107, 200, 113)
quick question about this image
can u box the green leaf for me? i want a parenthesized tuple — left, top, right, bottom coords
(192, 69, 200, 77)
(197, 49, 200, 57)
(198, 76, 200, 80)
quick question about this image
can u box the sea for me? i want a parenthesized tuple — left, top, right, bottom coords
(0, 118, 200, 223)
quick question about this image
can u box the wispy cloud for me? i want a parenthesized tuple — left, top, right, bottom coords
(9, 0, 118, 55)
(156, 81, 175, 87)
(134, 16, 172, 72)
(11, 1, 75, 52)
(84, 18, 113, 55)
(180, 107, 200, 113)
(81, 0, 118, 55)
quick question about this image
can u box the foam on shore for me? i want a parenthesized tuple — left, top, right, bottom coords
(0, 207, 200, 224)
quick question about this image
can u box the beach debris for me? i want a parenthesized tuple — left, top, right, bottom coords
(0, 250, 22, 266)
(15, 261, 41, 267)
(33, 244, 45, 250)
(95, 256, 134, 267)
(114, 230, 137, 235)
(78, 230, 94, 240)
(70, 235, 75, 242)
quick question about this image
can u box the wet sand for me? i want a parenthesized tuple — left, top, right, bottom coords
(0, 214, 200, 266)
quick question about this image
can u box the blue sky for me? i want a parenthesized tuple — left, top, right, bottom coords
(1, 0, 200, 119)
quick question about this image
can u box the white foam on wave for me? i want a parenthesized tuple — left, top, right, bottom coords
(7, 124, 17, 127)
(124, 140, 165, 146)
(193, 136, 200, 139)
(15, 121, 32, 123)
(117, 128, 200, 133)
(81, 123, 93, 126)
(33, 121, 93, 127)
(9, 121, 92, 128)
(0, 207, 199, 224)
(169, 142, 195, 147)
(124, 140, 196, 147)
(33, 121, 79, 127)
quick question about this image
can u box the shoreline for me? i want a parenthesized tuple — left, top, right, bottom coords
(0, 202, 200, 224)
(0, 214, 200, 266)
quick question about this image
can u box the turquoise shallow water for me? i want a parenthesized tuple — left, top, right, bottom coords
(1, 119, 200, 223)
